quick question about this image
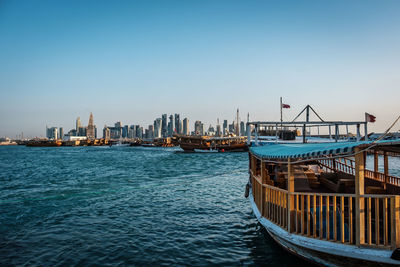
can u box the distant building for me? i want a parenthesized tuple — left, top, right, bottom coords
(46, 126, 58, 140)
(103, 126, 110, 140)
(168, 115, 174, 136)
(115, 121, 122, 128)
(207, 125, 215, 136)
(161, 114, 167, 138)
(76, 117, 81, 131)
(223, 120, 228, 136)
(240, 121, 245, 136)
(216, 125, 221, 137)
(194, 121, 204, 136)
(174, 114, 181, 134)
(228, 121, 235, 134)
(148, 125, 154, 139)
(87, 112, 96, 140)
(183, 118, 189, 135)
(77, 126, 87, 137)
(154, 118, 162, 138)
(122, 125, 129, 138)
(135, 125, 142, 139)
(59, 127, 64, 139)
(128, 125, 136, 138)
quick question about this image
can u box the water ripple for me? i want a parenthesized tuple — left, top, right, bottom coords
(0, 146, 309, 266)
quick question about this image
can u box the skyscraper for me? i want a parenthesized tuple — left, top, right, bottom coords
(182, 118, 189, 135)
(223, 120, 228, 136)
(87, 112, 95, 140)
(240, 121, 245, 136)
(59, 127, 64, 139)
(46, 126, 58, 140)
(154, 118, 162, 138)
(216, 119, 221, 137)
(76, 117, 81, 131)
(161, 114, 167, 138)
(168, 115, 174, 136)
(194, 121, 204, 136)
(103, 126, 110, 140)
(174, 114, 181, 134)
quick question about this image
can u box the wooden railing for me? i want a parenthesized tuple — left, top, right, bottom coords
(319, 158, 400, 187)
(290, 192, 356, 245)
(250, 171, 400, 249)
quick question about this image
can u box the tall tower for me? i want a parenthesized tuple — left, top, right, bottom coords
(76, 117, 81, 131)
(236, 108, 240, 136)
(87, 112, 95, 140)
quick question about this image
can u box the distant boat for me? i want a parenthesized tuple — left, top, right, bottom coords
(26, 139, 62, 147)
(111, 139, 130, 147)
(177, 135, 248, 152)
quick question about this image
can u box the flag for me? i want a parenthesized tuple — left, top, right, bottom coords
(365, 113, 376, 123)
(282, 103, 290, 109)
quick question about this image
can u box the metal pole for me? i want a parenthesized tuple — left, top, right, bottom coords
(255, 124, 259, 146)
(364, 122, 368, 141)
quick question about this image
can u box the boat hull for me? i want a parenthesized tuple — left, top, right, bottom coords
(180, 143, 248, 152)
(249, 190, 399, 267)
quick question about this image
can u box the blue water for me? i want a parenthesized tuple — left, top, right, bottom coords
(0, 146, 307, 266)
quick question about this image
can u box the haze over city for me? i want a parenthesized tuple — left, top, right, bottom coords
(1, 0, 400, 137)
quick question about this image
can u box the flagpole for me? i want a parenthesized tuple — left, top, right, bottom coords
(280, 97, 282, 123)
(364, 113, 368, 141)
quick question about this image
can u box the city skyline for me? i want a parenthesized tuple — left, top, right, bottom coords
(43, 110, 250, 140)
(2, 1, 400, 137)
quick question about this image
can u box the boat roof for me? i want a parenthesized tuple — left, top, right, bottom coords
(250, 140, 400, 160)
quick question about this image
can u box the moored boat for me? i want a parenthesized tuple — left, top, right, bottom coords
(177, 135, 248, 152)
(26, 139, 62, 147)
(246, 119, 400, 266)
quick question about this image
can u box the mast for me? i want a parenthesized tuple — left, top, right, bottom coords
(280, 97, 283, 123)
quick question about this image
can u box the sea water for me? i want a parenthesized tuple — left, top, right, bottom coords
(0, 146, 310, 266)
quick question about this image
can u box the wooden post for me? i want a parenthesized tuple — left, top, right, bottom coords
(356, 124, 361, 141)
(384, 151, 389, 190)
(355, 147, 365, 246)
(391, 196, 400, 248)
(287, 158, 295, 232)
(261, 161, 266, 216)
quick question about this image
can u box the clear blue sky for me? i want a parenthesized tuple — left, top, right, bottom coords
(1, 0, 400, 137)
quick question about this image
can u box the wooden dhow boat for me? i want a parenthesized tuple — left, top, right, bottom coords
(246, 119, 400, 266)
(177, 135, 248, 152)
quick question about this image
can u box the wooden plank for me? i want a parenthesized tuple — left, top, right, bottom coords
(349, 197, 353, 244)
(307, 195, 311, 236)
(313, 195, 317, 238)
(301, 195, 304, 235)
(287, 159, 294, 233)
(355, 148, 365, 246)
(333, 196, 337, 241)
(391, 196, 400, 249)
(320, 196, 323, 239)
(341, 196, 345, 243)
(367, 197, 372, 245)
(375, 198, 379, 245)
(326, 196, 330, 240)
(383, 197, 388, 246)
